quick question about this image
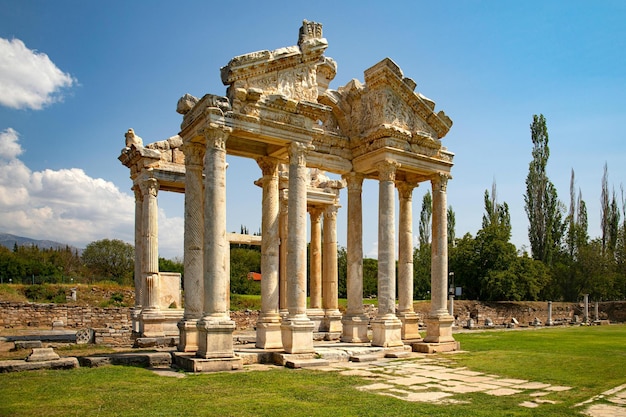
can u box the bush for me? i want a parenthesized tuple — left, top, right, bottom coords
(23, 284, 67, 303)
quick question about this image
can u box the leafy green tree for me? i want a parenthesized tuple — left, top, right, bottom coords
(81, 239, 134, 283)
(159, 257, 184, 274)
(229, 247, 261, 295)
(524, 114, 565, 265)
(362, 258, 378, 298)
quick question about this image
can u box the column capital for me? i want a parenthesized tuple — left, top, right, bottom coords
(343, 172, 364, 193)
(396, 181, 418, 200)
(431, 173, 450, 192)
(324, 204, 339, 220)
(139, 177, 159, 198)
(256, 156, 279, 177)
(182, 141, 206, 167)
(288, 142, 314, 167)
(308, 206, 324, 221)
(203, 126, 231, 151)
(376, 160, 400, 182)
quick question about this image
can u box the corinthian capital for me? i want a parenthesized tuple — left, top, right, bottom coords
(256, 156, 279, 177)
(140, 177, 159, 198)
(431, 173, 449, 192)
(396, 181, 417, 200)
(203, 126, 230, 151)
(342, 172, 364, 193)
(182, 141, 206, 167)
(288, 142, 314, 167)
(376, 160, 400, 182)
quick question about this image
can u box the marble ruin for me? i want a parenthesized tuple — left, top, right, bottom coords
(119, 20, 458, 367)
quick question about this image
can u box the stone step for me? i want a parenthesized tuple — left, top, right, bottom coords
(349, 354, 382, 362)
(0, 357, 79, 373)
(285, 358, 330, 369)
(384, 350, 412, 359)
(79, 351, 172, 368)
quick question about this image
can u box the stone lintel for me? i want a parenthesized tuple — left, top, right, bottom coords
(353, 146, 452, 179)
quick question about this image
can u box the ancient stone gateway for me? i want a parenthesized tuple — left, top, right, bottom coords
(119, 20, 457, 365)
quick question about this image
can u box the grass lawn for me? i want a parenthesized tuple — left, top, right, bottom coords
(1, 325, 624, 416)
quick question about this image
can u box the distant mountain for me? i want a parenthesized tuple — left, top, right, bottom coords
(0, 233, 81, 252)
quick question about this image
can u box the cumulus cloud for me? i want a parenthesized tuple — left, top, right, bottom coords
(0, 128, 184, 257)
(0, 38, 76, 110)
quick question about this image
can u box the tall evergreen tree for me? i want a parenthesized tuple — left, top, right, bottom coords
(418, 191, 432, 248)
(524, 114, 564, 265)
(447, 206, 456, 247)
(600, 163, 621, 255)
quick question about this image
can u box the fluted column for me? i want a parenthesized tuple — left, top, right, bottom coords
(371, 160, 403, 347)
(321, 204, 342, 334)
(140, 177, 160, 310)
(197, 126, 236, 359)
(178, 140, 205, 352)
(278, 190, 289, 313)
(139, 176, 164, 337)
(341, 172, 368, 342)
(131, 184, 144, 334)
(422, 173, 456, 345)
(396, 180, 421, 341)
(308, 207, 323, 310)
(281, 142, 315, 353)
(255, 156, 282, 349)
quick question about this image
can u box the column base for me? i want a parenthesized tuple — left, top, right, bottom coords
(281, 316, 315, 354)
(398, 311, 422, 341)
(371, 315, 403, 348)
(341, 314, 369, 343)
(306, 308, 324, 332)
(196, 316, 236, 359)
(131, 307, 143, 334)
(255, 314, 283, 349)
(141, 308, 165, 337)
(177, 319, 199, 352)
(320, 309, 343, 333)
(423, 313, 455, 344)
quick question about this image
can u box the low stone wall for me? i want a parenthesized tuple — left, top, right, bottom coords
(0, 302, 131, 329)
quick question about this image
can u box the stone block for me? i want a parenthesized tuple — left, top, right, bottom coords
(27, 348, 60, 362)
(13, 340, 42, 350)
(285, 358, 330, 369)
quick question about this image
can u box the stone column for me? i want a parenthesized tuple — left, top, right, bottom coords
(371, 161, 403, 347)
(321, 204, 342, 335)
(281, 142, 315, 353)
(131, 184, 143, 334)
(178, 141, 205, 352)
(594, 301, 599, 322)
(278, 190, 289, 314)
(396, 181, 421, 341)
(139, 177, 163, 337)
(307, 206, 324, 329)
(196, 127, 236, 359)
(583, 294, 589, 324)
(547, 301, 554, 326)
(341, 172, 369, 343)
(422, 173, 456, 347)
(255, 156, 282, 349)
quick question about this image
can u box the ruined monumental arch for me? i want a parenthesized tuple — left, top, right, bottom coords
(119, 20, 457, 369)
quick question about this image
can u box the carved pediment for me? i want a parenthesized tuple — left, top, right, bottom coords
(220, 20, 336, 111)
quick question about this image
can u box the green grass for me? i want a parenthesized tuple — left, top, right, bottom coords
(1, 325, 625, 416)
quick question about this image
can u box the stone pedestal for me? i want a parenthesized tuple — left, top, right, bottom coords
(255, 315, 283, 349)
(341, 314, 369, 343)
(177, 319, 199, 352)
(371, 316, 403, 348)
(281, 318, 315, 354)
(196, 317, 236, 359)
(320, 309, 343, 334)
(398, 311, 421, 341)
(307, 308, 325, 332)
(131, 307, 143, 334)
(141, 309, 165, 337)
(422, 314, 455, 344)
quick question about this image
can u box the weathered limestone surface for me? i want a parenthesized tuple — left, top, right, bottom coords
(120, 20, 458, 361)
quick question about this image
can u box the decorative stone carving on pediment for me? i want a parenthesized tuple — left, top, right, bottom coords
(220, 20, 335, 113)
(179, 94, 231, 131)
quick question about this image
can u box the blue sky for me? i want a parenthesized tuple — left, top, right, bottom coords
(0, 1, 625, 259)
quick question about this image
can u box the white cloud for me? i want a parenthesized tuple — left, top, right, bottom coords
(0, 128, 184, 257)
(0, 38, 76, 110)
(0, 128, 23, 159)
